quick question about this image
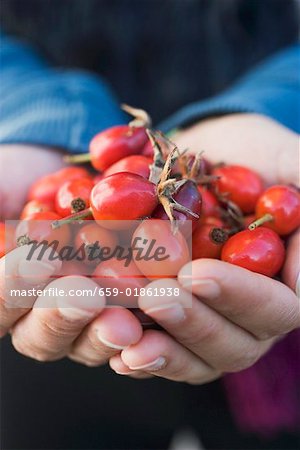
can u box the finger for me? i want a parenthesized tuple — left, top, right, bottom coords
(68, 307, 143, 367)
(109, 354, 153, 379)
(11, 276, 105, 361)
(139, 279, 273, 372)
(121, 330, 221, 384)
(0, 244, 62, 337)
(178, 259, 300, 340)
(282, 229, 300, 296)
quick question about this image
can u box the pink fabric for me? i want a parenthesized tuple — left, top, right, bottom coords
(223, 329, 300, 437)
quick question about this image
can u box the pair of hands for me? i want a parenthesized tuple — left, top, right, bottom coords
(0, 113, 299, 384)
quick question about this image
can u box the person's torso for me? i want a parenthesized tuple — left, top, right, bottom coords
(1, 0, 298, 123)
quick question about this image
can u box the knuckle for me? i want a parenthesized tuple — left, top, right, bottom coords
(181, 319, 222, 347)
(161, 364, 187, 380)
(257, 304, 300, 340)
(187, 370, 222, 385)
(223, 345, 261, 372)
(38, 310, 84, 338)
(40, 318, 71, 338)
(256, 329, 276, 340)
(282, 303, 300, 332)
(11, 334, 54, 362)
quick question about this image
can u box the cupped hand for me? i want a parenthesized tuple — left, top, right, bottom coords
(0, 144, 146, 375)
(0, 244, 145, 374)
(0, 144, 66, 220)
(109, 114, 300, 383)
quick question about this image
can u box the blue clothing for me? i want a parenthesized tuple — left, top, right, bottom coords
(0, 33, 126, 153)
(0, 33, 299, 155)
(160, 45, 300, 133)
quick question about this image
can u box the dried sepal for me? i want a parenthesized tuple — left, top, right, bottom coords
(147, 129, 166, 184)
(157, 148, 199, 232)
(16, 235, 31, 247)
(121, 104, 152, 128)
(216, 190, 244, 231)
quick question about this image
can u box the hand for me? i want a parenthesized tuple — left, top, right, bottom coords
(0, 144, 66, 220)
(109, 114, 300, 383)
(172, 113, 299, 185)
(0, 244, 144, 373)
(0, 144, 145, 372)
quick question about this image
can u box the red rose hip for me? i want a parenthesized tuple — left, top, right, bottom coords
(212, 165, 264, 214)
(28, 166, 91, 204)
(55, 177, 94, 216)
(91, 173, 158, 227)
(192, 224, 228, 260)
(104, 155, 151, 179)
(221, 227, 285, 277)
(250, 185, 300, 236)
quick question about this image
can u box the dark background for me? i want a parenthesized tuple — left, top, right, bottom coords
(1, 0, 299, 123)
(1, 1, 299, 449)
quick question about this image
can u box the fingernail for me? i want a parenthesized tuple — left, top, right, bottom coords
(129, 356, 166, 371)
(114, 370, 136, 375)
(296, 273, 300, 298)
(18, 259, 56, 284)
(145, 302, 186, 324)
(181, 279, 220, 299)
(97, 332, 127, 350)
(58, 306, 95, 321)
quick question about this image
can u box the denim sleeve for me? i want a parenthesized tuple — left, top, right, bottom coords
(0, 33, 126, 153)
(160, 45, 300, 134)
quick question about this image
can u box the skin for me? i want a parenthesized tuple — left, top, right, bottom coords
(0, 114, 299, 384)
(0, 144, 66, 220)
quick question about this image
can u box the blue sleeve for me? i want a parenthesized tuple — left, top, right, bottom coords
(160, 45, 300, 134)
(0, 33, 126, 153)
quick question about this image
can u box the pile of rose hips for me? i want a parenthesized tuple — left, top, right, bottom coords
(1, 104, 300, 296)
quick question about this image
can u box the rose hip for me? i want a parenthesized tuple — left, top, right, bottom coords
(90, 126, 148, 171)
(221, 227, 285, 277)
(91, 173, 158, 227)
(197, 186, 220, 219)
(65, 126, 148, 172)
(16, 211, 71, 251)
(51, 173, 158, 230)
(60, 260, 92, 277)
(75, 223, 118, 265)
(28, 166, 91, 204)
(200, 216, 225, 227)
(192, 224, 228, 260)
(20, 200, 54, 219)
(93, 257, 148, 307)
(0, 222, 15, 258)
(250, 185, 300, 236)
(212, 165, 264, 214)
(55, 177, 94, 216)
(154, 180, 201, 235)
(132, 219, 190, 279)
(104, 155, 152, 179)
(142, 139, 154, 158)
